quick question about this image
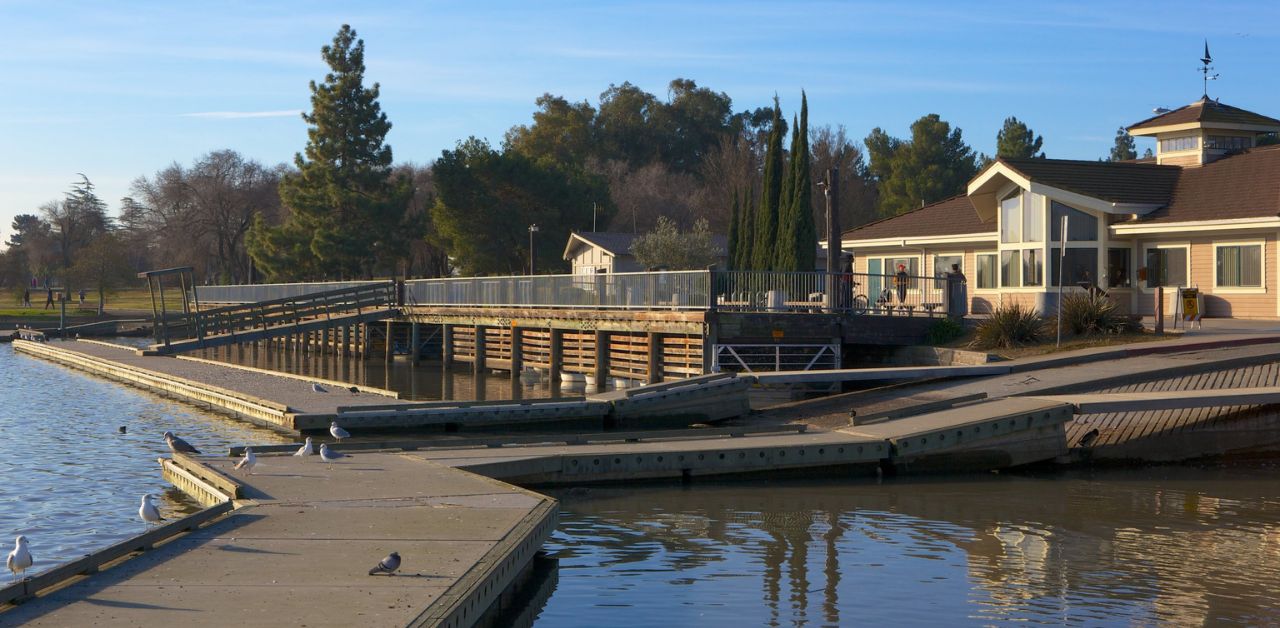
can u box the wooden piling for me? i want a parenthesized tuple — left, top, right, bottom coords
(441, 324, 454, 367)
(510, 327, 523, 381)
(594, 330, 610, 388)
(473, 326, 487, 373)
(410, 322, 421, 363)
(647, 332, 663, 384)
(549, 328, 563, 383)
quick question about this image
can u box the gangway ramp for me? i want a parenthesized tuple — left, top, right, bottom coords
(1029, 387, 1280, 414)
(146, 282, 398, 355)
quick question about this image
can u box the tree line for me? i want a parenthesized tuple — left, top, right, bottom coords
(1, 24, 1154, 299)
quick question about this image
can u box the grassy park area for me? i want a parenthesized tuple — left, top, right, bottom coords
(0, 287, 186, 320)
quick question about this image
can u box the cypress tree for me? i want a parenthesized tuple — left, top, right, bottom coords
(792, 92, 816, 272)
(775, 113, 799, 271)
(737, 188, 755, 270)
(752, 99, 784, 270)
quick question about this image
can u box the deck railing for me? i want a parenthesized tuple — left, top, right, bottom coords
(193, 270, 959, 316)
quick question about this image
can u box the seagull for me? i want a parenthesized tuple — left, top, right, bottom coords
(7, 535, 32, 583)
(368, 551, 401, 576)
(139, 495, 165, 528)
(1078, 428, 1100, 448)
(329, 421, 350, 442)
(234, 447, 258, 475)
(163, 431, 201, 454)
(293, 437, 314, 457)
(347, 386, 360, 394)
(312, 383, 329, 393)
(319, 443, 346, 467)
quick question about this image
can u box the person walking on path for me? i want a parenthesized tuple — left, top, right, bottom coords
(894, 264, 910, 304)
(21, 288, 30, 308)
(78, 289, 85, 307)
(43, 287, 53, 310)
(946, 263, 968, 317)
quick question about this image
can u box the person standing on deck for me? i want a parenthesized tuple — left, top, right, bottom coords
(894, 264, 910, 304)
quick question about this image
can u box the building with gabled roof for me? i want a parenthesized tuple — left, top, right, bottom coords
(841, 97, 1280, 318)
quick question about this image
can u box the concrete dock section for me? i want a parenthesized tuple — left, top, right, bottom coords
(2, 453, 557, 627)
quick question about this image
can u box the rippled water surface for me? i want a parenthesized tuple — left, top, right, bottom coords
(0, 343, 289, 575)
(538, 470, 1280, 626)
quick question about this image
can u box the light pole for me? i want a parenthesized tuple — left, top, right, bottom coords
(528, 224, 539, 275)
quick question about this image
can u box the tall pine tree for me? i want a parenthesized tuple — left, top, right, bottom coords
(249, 24, 412, 280)
(752, 99, 785, 270)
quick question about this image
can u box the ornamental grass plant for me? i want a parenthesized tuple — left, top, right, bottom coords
(969, 303, 1048, 350)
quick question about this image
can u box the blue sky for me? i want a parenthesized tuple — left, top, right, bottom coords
(3, 0, 1277, 245)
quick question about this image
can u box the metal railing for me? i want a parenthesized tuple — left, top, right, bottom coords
(195, 280, 382, 304)
(191, 270, 959, 316)
(404, 271, 711, 310)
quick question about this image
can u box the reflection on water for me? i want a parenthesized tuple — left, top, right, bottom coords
(0, 344, 290, 574)
(539, 468, 1280, 626)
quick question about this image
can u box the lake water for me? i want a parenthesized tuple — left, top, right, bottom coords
(5, 343, 1280, 626)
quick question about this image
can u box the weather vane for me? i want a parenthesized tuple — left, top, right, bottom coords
(1199, 40, 1219, 98)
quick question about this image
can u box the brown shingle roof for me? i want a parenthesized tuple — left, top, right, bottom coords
(1127, 97, 1280, 132)
(999, 157, 1181, 206)
(1121, 145, 1280, 224)
(842, 195, 993, 241)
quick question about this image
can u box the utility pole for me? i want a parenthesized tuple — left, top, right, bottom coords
(528, 224, 539, 275)
(824, 167, 841, 310)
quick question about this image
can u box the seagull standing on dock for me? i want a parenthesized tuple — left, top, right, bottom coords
(348, 386, 360, 394)
(163, 431, 201, 454)
(319, 443, 346, 467)
(330, 421, 350, 442)
(139, 495, 164, 529)
(368, 551, 401, 576)
(7, 535, 32, 583)
(234, 447, 258, 475)
(312, 383, 329, 393)
(293, 437, 314, 457)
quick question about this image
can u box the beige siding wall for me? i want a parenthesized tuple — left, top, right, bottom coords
(1133, 234, 1276, 318)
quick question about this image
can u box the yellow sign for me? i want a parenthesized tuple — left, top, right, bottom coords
(1180, 288, 1199, 320)
(771, 329, 784, 340)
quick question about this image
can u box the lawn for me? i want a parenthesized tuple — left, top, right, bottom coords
(1, 288, 187, 319)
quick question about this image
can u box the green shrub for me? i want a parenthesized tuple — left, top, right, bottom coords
(1059, 291, 1136, 336)
(969, 303, 1048, 350)
(926, 317, 965, 345)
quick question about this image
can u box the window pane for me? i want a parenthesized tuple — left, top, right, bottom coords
(1050, 248, 1099, 287)
(976, 254, 997, 289)
(1023, 249, 1043, 286)
(1001, 250, 1020, 287)
(867, 258, 883, 301)
(1107, 248, 1131, 288)
(934, 255, 962, 289)
(1050, 201, 1098, 241)
(1151, 248, 1189, 287)
(1001, 194, 1021, 243)
(1217, 244, 1263, 287)
(1022, 193, 1043, 242)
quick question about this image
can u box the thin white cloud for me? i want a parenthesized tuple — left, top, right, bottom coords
(179, 110, 303, 119)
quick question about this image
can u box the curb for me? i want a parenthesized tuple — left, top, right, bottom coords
(1005, 335, 1280, 374)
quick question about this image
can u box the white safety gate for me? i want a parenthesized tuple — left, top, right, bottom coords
(712, 343, 841, 373)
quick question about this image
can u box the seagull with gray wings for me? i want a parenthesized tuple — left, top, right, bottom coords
(163, 431, 201, 454)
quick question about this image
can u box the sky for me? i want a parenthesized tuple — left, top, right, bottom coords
(2, 0, 1278, 245)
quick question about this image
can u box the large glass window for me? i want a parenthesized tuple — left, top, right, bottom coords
(933, 255, 962, 289)
(1050, 248, 1099, 287)
(976, 253, 997, 289)
(1107, 248, 1131, 288)
(1217, 244, 1263, 287)
(1000, 250, 1020, 288)
(1145, 247, 1188, 287)
(1022, 249, 1043, 286)
(1000, 193, 1021, 243)
(1050, 202, 1098, 241)
(1022, 193, 1043, 242)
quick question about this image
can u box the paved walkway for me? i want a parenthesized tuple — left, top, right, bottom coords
(3, 453, 556, 627)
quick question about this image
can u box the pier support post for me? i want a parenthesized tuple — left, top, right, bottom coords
(410, 322, 421, 363)
(510, 327, 523, 381)
(385, 321, 393, 364)
(703, 321, 718, 374)
(441, 324, 454, 367)
(473, 326, 487, 374)
(594, 330, 610, 389)
(549, 328, 563, 384)
(647, 332, 663, 384)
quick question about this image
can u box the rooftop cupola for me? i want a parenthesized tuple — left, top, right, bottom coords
(1127, 97, 1280, 167)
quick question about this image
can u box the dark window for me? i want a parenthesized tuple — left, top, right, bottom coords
(976, 254, 997, 289)
(1216, 244, 1262, 287)
(1050, 248, 1099, 287)
(1205, 135, 1250, 151)
(1050, 202, 1098, 242)
(1145, 248, 1188, 287)
(1107, 248, 1131, 288)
